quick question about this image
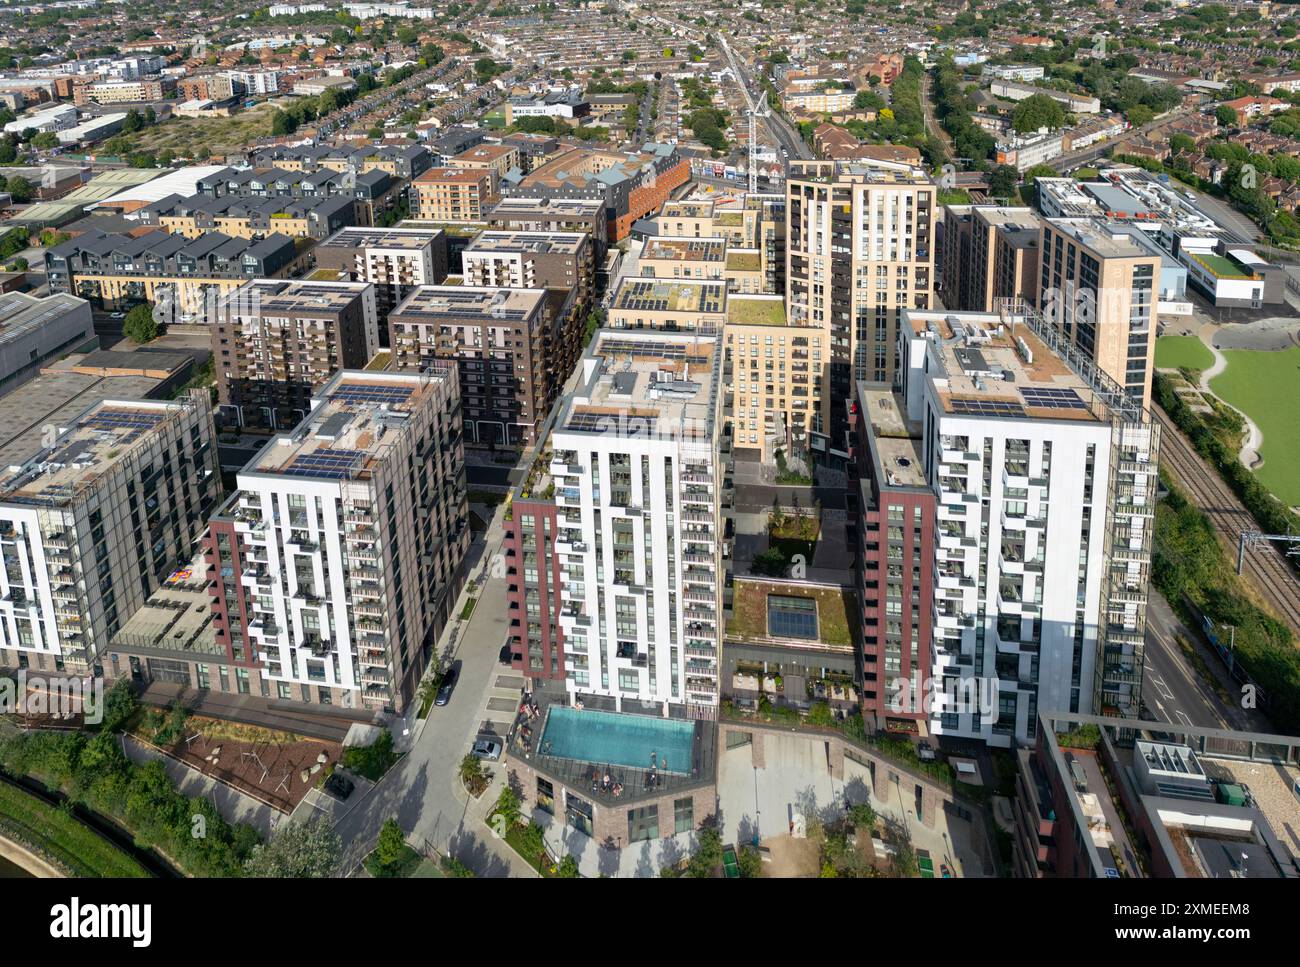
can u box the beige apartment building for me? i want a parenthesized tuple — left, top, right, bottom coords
(724, 293, 829, 460)
(639, 236, 727, 281)
(410, 167, 495, 221)
(606, 277, 727, 333)
(785, 160, 936, 413)
(942, 205, 1042, 313)
(653, 194, 785, 295)
(1038, 218, 1161, 411)
(446, 143, 521, 195)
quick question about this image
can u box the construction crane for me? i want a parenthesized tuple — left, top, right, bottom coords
(748, 91, 769, 195)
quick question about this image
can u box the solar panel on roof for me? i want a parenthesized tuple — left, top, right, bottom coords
(83, 410, 165, 431)
(284, 449, 364, 480)
(331, 384, 414, 407)
(949, 397, 1026, 418)
(1020, 387, 1087, 410)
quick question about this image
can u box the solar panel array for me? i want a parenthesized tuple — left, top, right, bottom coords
(1020, 386, 1088, 411)
(767, 595, 818, 640)
(599, 340, 711, 366)
(949, 397, 1026, 418)
(284, 449, 364, 480)
(83, 409, 165, 433)
(330, 384, 414, 408)
(564, 411, 659, 434)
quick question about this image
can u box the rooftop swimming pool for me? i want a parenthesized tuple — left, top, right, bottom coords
(538, 706, 696, 775)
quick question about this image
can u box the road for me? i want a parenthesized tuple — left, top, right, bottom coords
(714, 32, 811, 162)
(330, 503, 532, 876)
(1154, 406, 1300, 635)
(1143, 592, 1271, 732)
(1052, 108, 1192, 172)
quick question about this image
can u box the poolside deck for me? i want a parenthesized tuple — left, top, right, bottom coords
(507, 688, 716, 806)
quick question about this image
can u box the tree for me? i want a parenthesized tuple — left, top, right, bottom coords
(1011, 93, 1065, 133)
(1215, 104, 1238, 128)
(987, 164, 1020, 199)
(684, 822, 723, 877)
(1126, 104, 1154, 127)
(374, 817, 407, 869)
(494, 784, 522, 830)
(244, 816, 341, 877)
(123, 304, 159, 344)
(31, 131, 58, 150)
(1020, 163, 1057, 194)
(4, 175, 33, 203)
(848, 801, 876, 832)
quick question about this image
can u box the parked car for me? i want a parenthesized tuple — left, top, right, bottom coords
(434, 667, 457, 706)
(471, 738, 502, 761)
(323, 772, 355, 802)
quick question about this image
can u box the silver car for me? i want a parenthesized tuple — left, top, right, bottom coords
(471, 738, 502, 761)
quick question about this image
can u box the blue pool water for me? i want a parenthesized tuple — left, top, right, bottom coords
(539, 706, 695, 774)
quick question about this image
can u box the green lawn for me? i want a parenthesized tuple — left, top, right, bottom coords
(0, 782, 149, 877)
(1210, 346, 1300, 506)
(1154, 335, 1214, 372)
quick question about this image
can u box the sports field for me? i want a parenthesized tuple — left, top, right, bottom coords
(1209, 346, 1300, 506)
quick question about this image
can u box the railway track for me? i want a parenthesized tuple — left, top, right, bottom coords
(1154, 408, 1300, 634)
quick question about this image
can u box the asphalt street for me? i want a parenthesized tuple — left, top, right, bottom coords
(1143, 591, 1272, 733)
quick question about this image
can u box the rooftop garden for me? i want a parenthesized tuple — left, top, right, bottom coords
(725, 250, 762, 272)
(727, 296, 786, 327)
(1188, 251, 1256, 280)
(726, 578, 853, 647)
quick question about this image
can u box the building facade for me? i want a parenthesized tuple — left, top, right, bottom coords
(212, 279, 379, 430)
(203, 369, 469, 714)
(0, 393, 220, 677)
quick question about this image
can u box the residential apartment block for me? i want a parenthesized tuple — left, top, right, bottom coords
(785, 160, 936, 414)
(846, 381, 936, 732)
(504, 328, 724, 716)
(1038, 218, 1161, 411)
(896, 308, 1159, 746)
(487, 195, 609, 258)
(942, 206, 1042, 314)
(44, 229, 298, 318)
(200, 369, 469, 714)
(0, 392, 220, 677)
(313, 225, 449, 319)
(410, 167, 495, 222)
(388, 285, 555, 447)
(212, 279, 379, 430)
(724, 293, 830, 460)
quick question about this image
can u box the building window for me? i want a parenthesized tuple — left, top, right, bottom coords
(628, 804, 659, 843)
(674, 797, 694, 834)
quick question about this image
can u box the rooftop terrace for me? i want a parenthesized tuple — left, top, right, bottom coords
(246, 371, 450, 482)
(642, 236, 726, 262)
(610, 277, 726, 316)
(464, 229, 588, 255)
(906, 310, 1108, 423)
(0, 398, 194, 504)
(318, 226, 443, 251)
(390, 285, 547, 325)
